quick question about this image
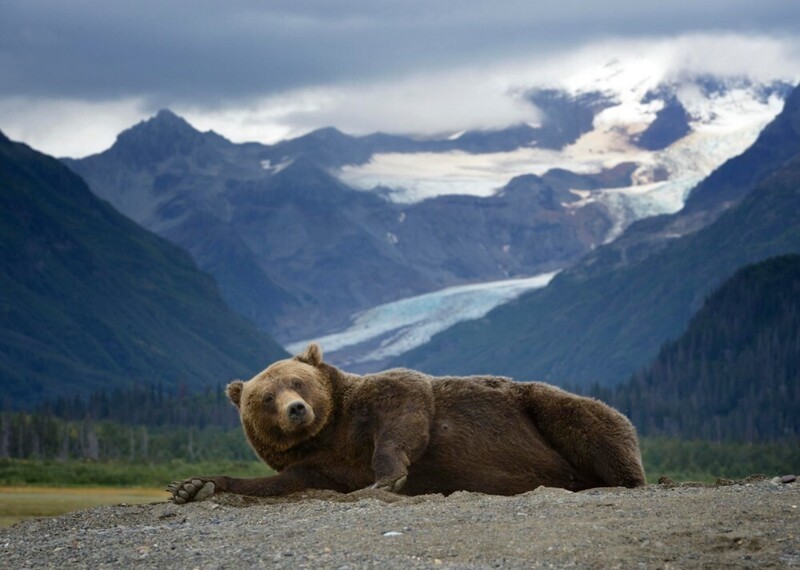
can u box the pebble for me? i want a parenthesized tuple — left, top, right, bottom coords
(781, 475, 797, 484)
(383, 531, 403, 537)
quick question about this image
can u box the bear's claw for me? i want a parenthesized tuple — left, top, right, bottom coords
(370, 475, 407, 493)
(166, 478, 216, 504)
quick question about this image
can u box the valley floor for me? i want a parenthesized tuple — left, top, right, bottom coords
(0, 486, 166, 528)
(2, 477, 797, 568)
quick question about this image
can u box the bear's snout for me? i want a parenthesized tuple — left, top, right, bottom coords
(273, 389, 317, 432)
(287, 400, 308, 423)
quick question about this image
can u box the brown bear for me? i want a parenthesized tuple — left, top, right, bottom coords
(167, 344, 645, 503)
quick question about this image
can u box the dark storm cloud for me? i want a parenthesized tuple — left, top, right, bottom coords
(1, 0, 798, 105)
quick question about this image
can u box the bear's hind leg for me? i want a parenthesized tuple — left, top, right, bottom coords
(519, 382, 646, 488)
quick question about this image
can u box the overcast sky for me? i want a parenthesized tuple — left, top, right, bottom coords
(2, 0, 799, 157)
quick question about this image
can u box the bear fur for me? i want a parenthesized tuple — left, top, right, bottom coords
(167, 344, 645, 502)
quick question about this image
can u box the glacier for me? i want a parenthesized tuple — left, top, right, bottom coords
(287, 272, 558, 367)
(336, 73, 787, 242)
(294, 69, 791, 367)
(336, 116, 771, 242)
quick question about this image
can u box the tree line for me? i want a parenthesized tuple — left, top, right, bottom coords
(32, 382, 240, 428)
(1, 382, 250, 462)
(589, 255, 800, 443)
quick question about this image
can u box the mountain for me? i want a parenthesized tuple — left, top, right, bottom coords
(257, 90, 612, 169)
(682, 83, 800, 217)
(63, 110, 299, 334)
(64, 72, 792, 347)
(568, 83, 800, 277)
(195, 159, 613, 340)
(523, 89, 615, 148)
(634, 96, 691, 151)
(601, 255, 800, 442)
(336, 75, 790, 219)
(0, 131, 288, 406)
(65, 112, 616, 341)
(394, 84, 800, 386)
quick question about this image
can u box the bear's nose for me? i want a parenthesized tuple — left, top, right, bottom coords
(287, 401, 307, 422)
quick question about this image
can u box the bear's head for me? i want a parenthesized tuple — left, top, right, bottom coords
(226, 343, 333, 453)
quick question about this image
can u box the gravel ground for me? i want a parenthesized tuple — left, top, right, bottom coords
(1, 476, 797, 569)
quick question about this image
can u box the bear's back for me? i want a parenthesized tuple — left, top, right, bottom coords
(403, 374, 592, 495)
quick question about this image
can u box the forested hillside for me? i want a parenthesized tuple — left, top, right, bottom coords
(596, 255, 800, 443)
(0, 132, 287, 406)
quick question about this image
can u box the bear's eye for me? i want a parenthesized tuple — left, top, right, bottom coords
(264, 394, 274, 404)
(292, 380, 302, 390)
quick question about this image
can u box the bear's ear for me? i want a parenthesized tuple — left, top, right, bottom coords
(226, 380, 244, 409)
(295, 343, 323, 366)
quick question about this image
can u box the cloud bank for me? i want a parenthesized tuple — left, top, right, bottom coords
(3, 1, 798, 102)
(171, 34, 800, 148)
(1, 0, 799, 157)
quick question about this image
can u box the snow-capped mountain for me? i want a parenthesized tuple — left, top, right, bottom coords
(66, 115, 615, 343)
(338, 70, 792, 242)
(64, 60, 796, 366)
(393, 83, 800, 385)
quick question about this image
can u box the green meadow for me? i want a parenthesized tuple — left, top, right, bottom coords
(0, 460, 271, 528)
(0, 486, 166, 528)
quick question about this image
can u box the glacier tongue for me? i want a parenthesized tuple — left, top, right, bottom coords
(287, 272, 558, 367)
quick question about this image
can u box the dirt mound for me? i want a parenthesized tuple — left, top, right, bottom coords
(2, 477, 797, 568)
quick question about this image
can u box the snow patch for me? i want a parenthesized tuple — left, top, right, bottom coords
(337, 76, 782, 240)
(261, 158, 294, 174)
(338, 144, 645, 203)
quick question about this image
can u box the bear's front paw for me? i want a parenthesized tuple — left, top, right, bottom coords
(166, 478, 216, 504)
(370, 475, 407, 493)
